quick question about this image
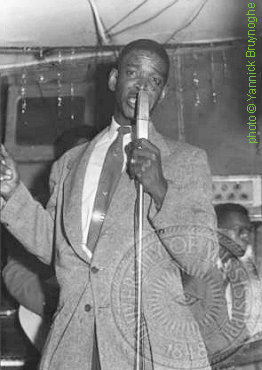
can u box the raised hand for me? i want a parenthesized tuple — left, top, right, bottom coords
(0, 145, 20, 201)
(125, 138, 167, 210)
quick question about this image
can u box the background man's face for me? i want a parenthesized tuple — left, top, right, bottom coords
(111, 49, 168, 126)
(220, 211, 253, 254)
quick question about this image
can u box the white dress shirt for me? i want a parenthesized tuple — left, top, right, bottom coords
(81, 118, 132, 258)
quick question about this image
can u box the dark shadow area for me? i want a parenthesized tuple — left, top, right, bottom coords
(0, 76, 9, 143)
(94, 62, 116, 132)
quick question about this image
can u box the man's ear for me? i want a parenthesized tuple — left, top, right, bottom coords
(160, 85, 168, 102)
(108, 68, 118, 92)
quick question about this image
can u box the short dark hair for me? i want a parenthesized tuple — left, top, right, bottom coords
(215, 203, 249, 226)
(118, 39, 170, 83)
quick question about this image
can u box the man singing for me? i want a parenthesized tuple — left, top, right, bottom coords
(1, 39, 218, 369)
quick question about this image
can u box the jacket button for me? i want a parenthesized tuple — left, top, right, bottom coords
(91, 266, 99, 274)
(84, 304, 91, 312)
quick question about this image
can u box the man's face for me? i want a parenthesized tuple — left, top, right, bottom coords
(220, 211, 253, 254)
(109, 49, 168, 126)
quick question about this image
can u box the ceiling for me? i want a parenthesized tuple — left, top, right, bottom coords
(1, 0, 261, 47)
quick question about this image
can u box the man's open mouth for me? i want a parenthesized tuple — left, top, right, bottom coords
(127, 96, 137, 109)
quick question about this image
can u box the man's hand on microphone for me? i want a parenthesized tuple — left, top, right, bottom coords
(0, 145, 20, 201)
(125, 138, 167, 210)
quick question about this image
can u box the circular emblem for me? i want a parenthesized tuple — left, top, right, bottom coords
(110, 226, 262, 369)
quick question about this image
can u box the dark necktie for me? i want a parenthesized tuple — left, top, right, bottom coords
(87, 125, 131, 253)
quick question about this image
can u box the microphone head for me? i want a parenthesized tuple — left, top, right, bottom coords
(136, 91, 149, 139)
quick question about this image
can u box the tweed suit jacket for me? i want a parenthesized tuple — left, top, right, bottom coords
(1, 122, 218, 370)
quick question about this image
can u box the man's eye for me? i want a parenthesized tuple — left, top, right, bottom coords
(126, 70, 136, 77)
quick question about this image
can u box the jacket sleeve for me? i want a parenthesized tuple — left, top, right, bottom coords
(3, 256, 48, 316)
(2, 231, 59, 317)
(0, 158, 64, 265)
(148, 147, 218, 277)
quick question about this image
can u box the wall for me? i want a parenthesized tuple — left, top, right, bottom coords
(153, 42, 262, 176)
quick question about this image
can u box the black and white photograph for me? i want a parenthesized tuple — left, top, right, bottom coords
(0, 1, 262, 369)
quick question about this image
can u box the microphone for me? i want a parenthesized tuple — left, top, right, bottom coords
(134, 90, 149, 370)
(136, 91, 149, 140)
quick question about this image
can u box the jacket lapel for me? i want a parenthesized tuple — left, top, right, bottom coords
(62, 128, 109, 259)
(148, 122, 171, 159)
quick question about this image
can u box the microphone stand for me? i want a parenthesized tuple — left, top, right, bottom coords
(135, 91, 149, 370)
